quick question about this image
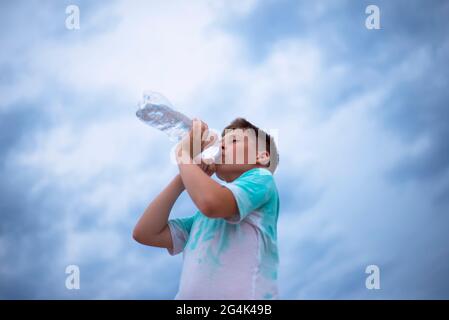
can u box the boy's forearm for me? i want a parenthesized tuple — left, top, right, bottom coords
(133, 175, 185, 237)
(177, 163, 224, 213)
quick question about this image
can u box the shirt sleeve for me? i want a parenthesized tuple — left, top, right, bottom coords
(166, 214, 196, 256)
(223, 168, 274, 224)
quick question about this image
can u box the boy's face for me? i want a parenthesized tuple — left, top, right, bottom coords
(215, 129, 268, 182)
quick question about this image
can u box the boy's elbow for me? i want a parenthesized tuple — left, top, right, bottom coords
(196, 187, 239, 219)
(132, 227, 149, 245)
(198, 204, 215, 218)
(197, 197, 218, 218)
(132, 227, 142, 243)
(197, 198, 235, 219)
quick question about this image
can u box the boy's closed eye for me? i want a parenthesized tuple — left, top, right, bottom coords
(221, 136, 237, 148)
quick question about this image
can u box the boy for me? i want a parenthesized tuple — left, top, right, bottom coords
(133, 118, 280, 299)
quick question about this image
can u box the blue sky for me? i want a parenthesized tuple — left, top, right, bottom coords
(1, 0, 449, 299)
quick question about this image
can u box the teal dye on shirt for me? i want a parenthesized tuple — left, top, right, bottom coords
(167, 168, 280, 299)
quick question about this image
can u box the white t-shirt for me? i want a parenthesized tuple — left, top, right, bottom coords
(167, 168, 280, 300)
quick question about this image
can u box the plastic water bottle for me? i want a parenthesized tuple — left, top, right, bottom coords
(136, 91, 192, 142)
(136, 91, 220, 162)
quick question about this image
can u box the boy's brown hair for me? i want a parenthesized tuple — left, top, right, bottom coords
(221, 118, 279, 173)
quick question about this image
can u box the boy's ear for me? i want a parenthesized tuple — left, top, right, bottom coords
(256, 151, 270, 166)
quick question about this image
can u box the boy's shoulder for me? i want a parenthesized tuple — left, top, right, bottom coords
(234, 167, 276, 186)
(231, 167, 278, 198)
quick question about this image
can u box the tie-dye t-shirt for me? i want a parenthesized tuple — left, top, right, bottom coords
(167, 168, 280, 300)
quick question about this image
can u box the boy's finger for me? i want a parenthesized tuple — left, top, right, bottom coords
(202, 121, 208, 131)
(192, 118, 207, 130)
(202, 130, 218, 149)
(206, 163, 215, 174)
(192, 119, 201, 132)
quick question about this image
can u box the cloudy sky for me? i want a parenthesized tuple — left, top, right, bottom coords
(1, 0, 448, 299)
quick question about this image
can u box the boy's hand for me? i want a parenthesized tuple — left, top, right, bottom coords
(198, 161, 215, 176)
(176, 118, 217, 164)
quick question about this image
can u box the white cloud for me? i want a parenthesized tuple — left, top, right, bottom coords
(29, 0, 240, 109)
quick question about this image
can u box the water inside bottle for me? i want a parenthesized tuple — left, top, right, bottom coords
(136, 103, 192, 142)
(136, 91, 220, 161)
(136, 91, 192, 142)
